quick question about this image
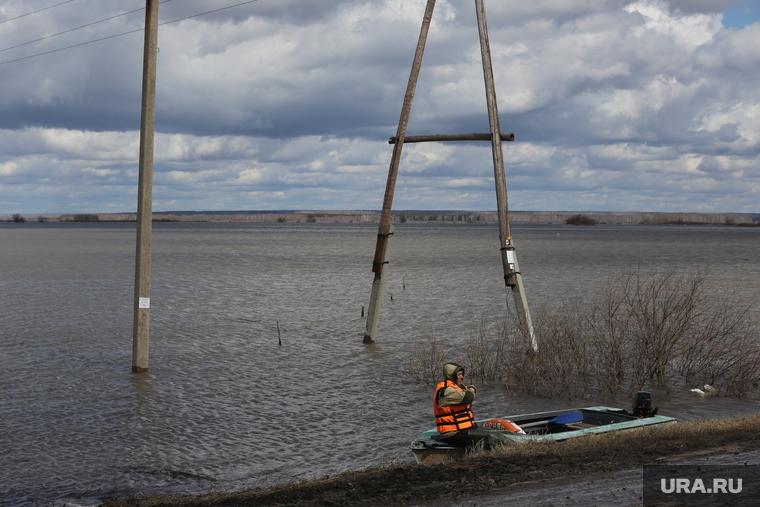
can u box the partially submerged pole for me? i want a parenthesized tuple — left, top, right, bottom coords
(475, 0, 536, 352)
(132, 0, 160, 373)
(364, 225, 394, 343)
(364, 0, 437, 344)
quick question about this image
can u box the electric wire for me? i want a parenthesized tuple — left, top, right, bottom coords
(0, 0, 260, 67)
(0, 2, 171, 54)
(156, 0, 260, 25)
(0, 0, 75, 25)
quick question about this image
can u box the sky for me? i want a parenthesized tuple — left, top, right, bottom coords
(1, 0, 759, 214)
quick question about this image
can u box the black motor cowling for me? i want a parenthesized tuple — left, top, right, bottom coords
(632, 391, 658, 418)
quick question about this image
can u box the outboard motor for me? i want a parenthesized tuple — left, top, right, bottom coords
(632, 391, 658, 418)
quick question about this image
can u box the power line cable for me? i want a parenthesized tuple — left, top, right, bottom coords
(0, 29, 143, 66)
(0, 0, 75, 25)
(1, 2, 171, 54)
(0, 0, 260, 67)
(156, 0, 260, 25)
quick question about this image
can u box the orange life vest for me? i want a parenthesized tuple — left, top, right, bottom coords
(433, 380, 475, 433)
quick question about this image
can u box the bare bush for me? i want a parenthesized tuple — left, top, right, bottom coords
(585, 278, 632, 396)
(565, 214, 598, 225)
(500, 304, 595, 400)
(510, 268, 760, 398)
(673, 289, 760, 396)
(462, 315, 511, 383)
(621, 269, 705, 390)
(404, 268, 760, 399)
(402, 335, 451, 385)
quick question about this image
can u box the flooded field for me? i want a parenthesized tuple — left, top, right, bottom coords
(1, 221, 758, 506)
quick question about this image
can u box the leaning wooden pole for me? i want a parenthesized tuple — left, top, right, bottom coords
(364, 0, 437, 344)
(132, 0, 160, 372)
(475, 0, 536, 352)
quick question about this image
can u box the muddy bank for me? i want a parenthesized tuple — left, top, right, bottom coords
(102, 416, 760, 507)
(432, 448, 760, 507)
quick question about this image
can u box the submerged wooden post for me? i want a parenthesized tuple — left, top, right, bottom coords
(475, 0, 536, 351)
(132, 0, 160, 372)
(365, 0, 437, 344)
(364, 224, 394, 344)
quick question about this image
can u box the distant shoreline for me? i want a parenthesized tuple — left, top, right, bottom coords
(3, 210, 759, 225)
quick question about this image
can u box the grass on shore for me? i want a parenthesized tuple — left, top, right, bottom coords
(102, 414, 760, 507)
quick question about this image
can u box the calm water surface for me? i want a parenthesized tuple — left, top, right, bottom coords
(1, 222, 759, 506)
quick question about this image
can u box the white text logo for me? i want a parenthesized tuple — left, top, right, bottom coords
(660, 478, 742, 494)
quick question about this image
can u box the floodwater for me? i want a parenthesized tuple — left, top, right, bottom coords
(1, 221, 758, 506)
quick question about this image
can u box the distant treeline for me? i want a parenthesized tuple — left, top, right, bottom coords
(3, 211, 759, 225)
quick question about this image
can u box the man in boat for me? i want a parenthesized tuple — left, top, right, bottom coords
(433, 362, 506, 448)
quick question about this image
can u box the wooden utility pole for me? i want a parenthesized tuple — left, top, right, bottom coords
(132, 0, 160, 373)
(364, 0, 437, 344)
(475, 0, 536, 351)
(364, 224, 394, 343)
(364, 0, 536, 351)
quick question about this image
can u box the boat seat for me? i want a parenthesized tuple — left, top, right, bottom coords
(564, 422, 596, 430)
(517, 420, 548, 429)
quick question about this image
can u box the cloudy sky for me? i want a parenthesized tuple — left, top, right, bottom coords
(1, 0, 759, 214)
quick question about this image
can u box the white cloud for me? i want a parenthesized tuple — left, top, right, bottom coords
(0, 161, 19, 176)
(626, 0, 722, 47)
(82, 167, 119, 177)
(697, 102, 760, 145)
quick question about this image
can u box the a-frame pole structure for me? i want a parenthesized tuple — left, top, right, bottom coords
(132, 0, 160, 372)
(364, 0, 536, 352)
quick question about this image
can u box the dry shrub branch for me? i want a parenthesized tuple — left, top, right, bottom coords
(406, 268, 760, 399)
(402, 335, 452, 385)
(462, 315, 511, 382)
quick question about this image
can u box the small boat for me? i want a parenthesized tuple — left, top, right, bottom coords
(410, 396, 676, 463)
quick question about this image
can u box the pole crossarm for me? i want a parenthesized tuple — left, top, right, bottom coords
(388, 132, 514, 144)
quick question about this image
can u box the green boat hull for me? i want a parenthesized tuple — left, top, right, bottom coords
(410, 406, 677, 463)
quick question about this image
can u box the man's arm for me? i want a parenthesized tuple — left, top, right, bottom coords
(437, 385, 475, 407)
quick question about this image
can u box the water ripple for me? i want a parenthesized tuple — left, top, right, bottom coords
(1, 222, 759, 506)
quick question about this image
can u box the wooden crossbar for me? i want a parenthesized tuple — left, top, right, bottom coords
(389, 133, 515, 144)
